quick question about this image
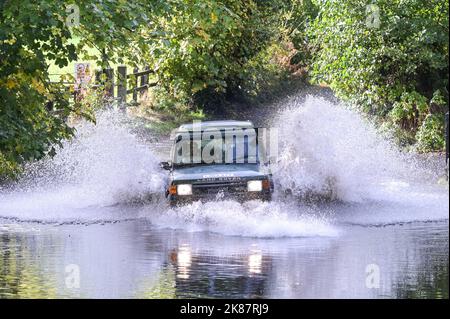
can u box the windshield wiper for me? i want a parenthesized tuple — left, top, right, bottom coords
(172, 157, 259, 168)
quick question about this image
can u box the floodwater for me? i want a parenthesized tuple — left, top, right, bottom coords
(0, 96, 448, 299)
(0, 216, 448, 298)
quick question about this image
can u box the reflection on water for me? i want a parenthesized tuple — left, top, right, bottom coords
(0, 219, 448, 299)
(0, 227, 58, 298)
(0, 99, 447, 299)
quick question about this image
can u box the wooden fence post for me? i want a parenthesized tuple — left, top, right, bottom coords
(117, 66, 127, 108)
(140, 67, 147, 99)
(91, 66, 154, 107)
(104, 68, 114, 98)
(95, 69, 102, 86)
(140, 65, 150, 98)
(133, 67, 138, 103)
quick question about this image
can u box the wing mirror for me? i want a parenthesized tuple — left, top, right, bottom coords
(160, 161, 172, 170)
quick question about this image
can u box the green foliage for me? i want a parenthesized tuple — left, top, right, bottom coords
(415, 89, 447, 151)
(415, 113, 446, 152)
(71, 0, 164, 67)
(1, 0, 449, 180)
(0, 0, 160, 178)
(0, 0, 83, 178)
(389, 91, 428, 130)
(306, 0, 449, 151)
(144, 0, 285, 107)
(0, 0, 294, 180)
(277, 0, 318, 68)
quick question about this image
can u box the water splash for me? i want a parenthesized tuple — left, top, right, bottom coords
(0, 109, 165, 222)
(273, 96, 440, 202)
(146, 200, 339, 238)
(149, 96, 448, 234)
(0, 96, 447, 234)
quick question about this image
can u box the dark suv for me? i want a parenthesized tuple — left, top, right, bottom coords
(160, 120, 274, 206)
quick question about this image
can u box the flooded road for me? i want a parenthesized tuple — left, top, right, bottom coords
(0, 216, 447, 298)
(0, 96, 448, 299)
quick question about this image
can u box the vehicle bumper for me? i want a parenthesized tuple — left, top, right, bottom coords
(168, 191, 272, 207)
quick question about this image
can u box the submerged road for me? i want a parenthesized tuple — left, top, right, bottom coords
(0, 218, 448, 298)
(0, 94, 448, 299)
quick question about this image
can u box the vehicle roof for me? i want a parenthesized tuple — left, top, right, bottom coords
(176, 120, 254, 132)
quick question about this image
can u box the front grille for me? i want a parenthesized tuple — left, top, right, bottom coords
(193, 181, 248, 194)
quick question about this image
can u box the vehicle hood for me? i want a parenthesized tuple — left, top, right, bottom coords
(172, 164, 267, 183)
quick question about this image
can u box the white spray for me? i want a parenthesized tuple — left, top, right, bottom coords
(0, 96, 447, 233)
(0, 109, 165, 222)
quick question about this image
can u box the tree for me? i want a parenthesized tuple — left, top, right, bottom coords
(0, 0, 162, 178)
(1, 1, 79, 178)
(307, 0, 449, 150)
(142, 0, 284, 107)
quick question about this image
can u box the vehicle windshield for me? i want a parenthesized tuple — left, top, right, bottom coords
(171, 129, 263, 166)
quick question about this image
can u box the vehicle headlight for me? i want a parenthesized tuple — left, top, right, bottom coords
(177, 184, 192, 196)
(247, 180, 263, 192)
